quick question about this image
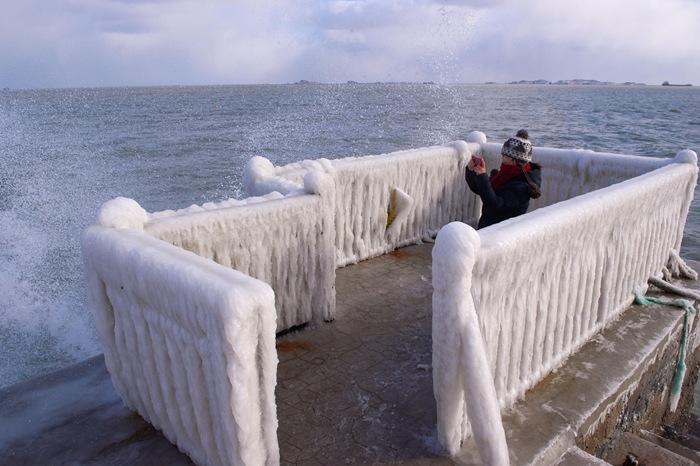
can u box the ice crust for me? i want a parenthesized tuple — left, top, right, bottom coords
(82, 226, 279, 466)
(148, 192, 286, 221)
(432, 222, 509, 464)
(432, 153, 697, 457)
(243, 156, 305, 197)
(146, 173, 336, 332)
(479, 142, 677, 211)
(266, 142, 483, 266)
(97, 197, 149, 230)
(266, 141, 680, 269)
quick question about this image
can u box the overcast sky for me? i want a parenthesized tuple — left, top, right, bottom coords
(1, 0, 699, 88)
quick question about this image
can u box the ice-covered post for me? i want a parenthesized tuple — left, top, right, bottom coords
(432, 222, 509, 465)
(243, 156, 303, 196)
(303, 170, 337, 322)
(460, 133, 488, 227)
(85, 196, 281, 466)
(671, 149, 698, 252)
(465, 130, 487, 145)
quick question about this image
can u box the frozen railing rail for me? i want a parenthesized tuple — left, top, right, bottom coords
(83, 201, 279, 466)
(248, 141, 483, 266)
(147, 171, 336, 331)
(83, 170, 336, 466)
(432, 149, 698, 461)
(254, 132, 681, 270)
(479, 141, 680, 210)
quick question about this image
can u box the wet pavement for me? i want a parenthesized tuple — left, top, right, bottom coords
(0, 244, 448, 466)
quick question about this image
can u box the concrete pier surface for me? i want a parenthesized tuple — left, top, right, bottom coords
(1, 245, 699, 465)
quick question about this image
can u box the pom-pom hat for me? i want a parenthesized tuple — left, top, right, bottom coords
(501, 130, 532, 163)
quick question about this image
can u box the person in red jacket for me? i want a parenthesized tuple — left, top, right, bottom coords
(465, 129, 542, 228)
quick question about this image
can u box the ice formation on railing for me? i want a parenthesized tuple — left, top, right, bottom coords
(432, 149, 698, 457)
(83, 214, 279, 466)
(252, 132, 681, 270)
(257, 141, 483, 266)
(85, 134, 698, 465)
(243, 156, 305, 196)
(432, 222, 509, 464)
(480, 142, 673, 210)
(146, 171, 336, 331)
(148, 192, 286, 220)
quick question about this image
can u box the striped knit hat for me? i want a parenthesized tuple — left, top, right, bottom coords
(501, 130, 532, 163)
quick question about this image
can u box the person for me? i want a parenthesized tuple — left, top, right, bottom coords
(465, 129, 542, 229)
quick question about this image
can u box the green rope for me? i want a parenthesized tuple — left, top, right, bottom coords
(633, 289, 695, 409)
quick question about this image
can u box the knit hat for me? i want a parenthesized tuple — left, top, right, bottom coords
(501, 130, 532, 163)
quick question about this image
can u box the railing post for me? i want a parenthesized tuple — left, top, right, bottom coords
(243, 156, 303, 196)
(672, 149, 698, 252)
(432, 222, 509, 465)
(304, 170, 337, 322)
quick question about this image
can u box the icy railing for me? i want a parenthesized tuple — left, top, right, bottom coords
(255, 132, 677, 269)
(432, 149, 698, 462)
(147, 171, 336, 332)
(82, 171, 335, 466)
(83, 203, 279, 466)
(250, 141, 483, 267)
(479, 141, 675, 210)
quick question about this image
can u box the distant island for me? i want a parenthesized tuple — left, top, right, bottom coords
(662, 81, 692, 87)
(291, 79, 438, 85)
(289, 79, 692, 87)
(493, 79, 693, 87)
(500, 79, 647, 86)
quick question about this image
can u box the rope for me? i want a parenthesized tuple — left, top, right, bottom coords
(633, 289, 695, 412)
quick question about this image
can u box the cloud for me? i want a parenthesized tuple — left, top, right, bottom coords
(0, 0, 698, 88)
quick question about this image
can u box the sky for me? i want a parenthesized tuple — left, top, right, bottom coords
(1, 0, 699, 88)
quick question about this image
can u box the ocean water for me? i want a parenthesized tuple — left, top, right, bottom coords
(1, 84, 699, 388)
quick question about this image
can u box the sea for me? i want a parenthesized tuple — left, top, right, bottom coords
(1, 83, 699, 388)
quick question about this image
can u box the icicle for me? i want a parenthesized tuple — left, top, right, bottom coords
(385, 187, 415, 243)
(668, 249, 699, 281)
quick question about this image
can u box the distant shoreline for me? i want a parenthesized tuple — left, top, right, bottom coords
(2, 80, 697, 91)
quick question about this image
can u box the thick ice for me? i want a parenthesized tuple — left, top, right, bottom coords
(431, 149, 697, 459)
(146, 173, 336, 332)
(258, 142, 482, 266)
(97, 197, 149, 230)
(83, 226, 279, 466)
(432, 222, 509, 464)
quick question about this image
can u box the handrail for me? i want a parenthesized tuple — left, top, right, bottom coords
(432, 222, 509, 464)
(432, 151, 697, 459)
(83, 222, 279, 466)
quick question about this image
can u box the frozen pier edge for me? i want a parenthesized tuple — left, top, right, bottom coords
(3, 133, 700, 465)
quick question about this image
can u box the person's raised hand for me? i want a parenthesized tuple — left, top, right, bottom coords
(470, 156, 486, 175)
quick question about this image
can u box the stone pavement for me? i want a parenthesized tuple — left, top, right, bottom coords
(275, 244, 449, 465)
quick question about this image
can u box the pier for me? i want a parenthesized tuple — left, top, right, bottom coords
(2, 246, 699, 465)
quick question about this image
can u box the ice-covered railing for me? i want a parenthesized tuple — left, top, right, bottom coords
(83, 199, 279, 466)
(432, 149, 698, 461)
(480, 141, 675, 209)
(82, 171, 336, 466)
(147, 171, 336, 332)
(253, 132, 682, 269)
(249, 140, 483, 266)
